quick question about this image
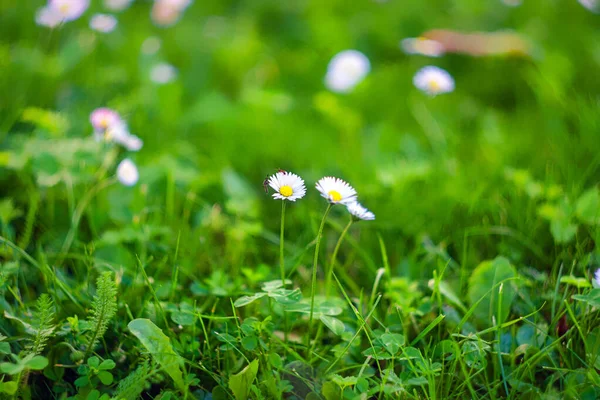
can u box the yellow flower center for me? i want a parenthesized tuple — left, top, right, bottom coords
(328, 190, 342, 202)
(428, 79, 440, 92)
(59, 4, 70, 13)
(279, 185, 293, 197)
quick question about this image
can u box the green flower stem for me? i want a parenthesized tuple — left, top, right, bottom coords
(280, 200, 287, 284)
(324, 219, 354, 298)
(307, 203, 333, 350)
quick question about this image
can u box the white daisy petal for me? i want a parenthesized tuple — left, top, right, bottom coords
(266, 171, 306, 201)
(413, 66, 455, 96)
(324, 50, 371, 93)
(89, 13, 117, 33)
(117, 158, 139, 186)
(315, 176, 357, 204)
(346, 201, 375, 221)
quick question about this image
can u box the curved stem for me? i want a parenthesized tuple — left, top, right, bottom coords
(280, 200, 287, 284)
(324, 219, 354, 298)
(307, 203, 333, 349)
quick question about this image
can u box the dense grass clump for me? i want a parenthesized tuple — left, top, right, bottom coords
(1, 0, 600, 399)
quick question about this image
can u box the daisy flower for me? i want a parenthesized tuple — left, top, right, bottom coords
(324, 50, 371, 93)
(90, 107, 122, 132)
(267, 171, 306, 201)
(36, 6, 63, 28)
(401, 37, 445, 57)
(104, 0, 133, 12)
(346, 201, 375, 221)
(150, 63, 177, 84)
(89, 13, 117, 33)
(579, 0, 599, 13)
(117, 158, 139, 186)
(413, 66, 455, 96)
(48, 0, 90, 22)
(315, 177, 357, 204)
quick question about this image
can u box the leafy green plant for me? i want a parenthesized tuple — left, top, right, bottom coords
(85, 272, 118, 359)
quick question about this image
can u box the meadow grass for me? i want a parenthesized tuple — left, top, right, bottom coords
(1, 0, 600, 399)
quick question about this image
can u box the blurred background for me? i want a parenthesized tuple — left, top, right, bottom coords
(1, 0, 600, 282)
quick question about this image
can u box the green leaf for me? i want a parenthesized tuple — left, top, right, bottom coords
(98, 359, 116, 371)
(0, 342, 10, 354)
(319, 315, 345, 336)
(321, 381, 342, 400)
(380, 333, 405, 355)
(24, 355, 48, 370)
(229, 359, 259, 400)
(560, 275, 592, 288)
(97, 371, 114, 385)
(576, 187, 600, 225)
(87, 356, 100, 368)
(467, 257, 518, 325)
(128, 319, 186, 391)
(241, 336, 258, 351)
(74, 375, 90, 387)
(268, 288, 302, 305)
(0, 362, 23, 375)
(87, 389, 100, 400)
(268, 353, 282, 369)
(234, 292, 267, 307)
(171, 303, 196, 326)
(550, 218, 577, 243)
(0, 381, 18, 395)
(573, 289, 600, 308)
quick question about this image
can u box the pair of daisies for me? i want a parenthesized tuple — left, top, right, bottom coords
(90, 108, 141, 187)
(267, 172, 375, 221)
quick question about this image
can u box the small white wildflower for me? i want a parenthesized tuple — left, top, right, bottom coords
(501, 0, 523, 6)
(150, 62, 177, 84)
(103, 0, 133, 12)
(121, 134, 144, 152)
(346, 201, 375, 221)
(400, 37, 445, 57)
(267, 171, 306, 202)
(35, 6, 63, 28)
(89, 13, 117, 33)
(48, 0, 90, 22)
(579, 0, 599, 13)
(413, 66, 455, 96)
(324, 50, 371, 93)
(594, 269, 600, 287)
(117, 158, 139, 186)
(315, 177, 357, 205)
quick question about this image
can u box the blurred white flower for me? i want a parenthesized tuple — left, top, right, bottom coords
(117, 158, 139, 186)
(141, 36, 161, 55)
(413, 66, 455, 96)
(36, 6, 63, 28)
(89, 13, 117, 33)
(346, 201, 375, 221)
(324, 50, 371, 93)
(104, 0, 133, 12)
(267, 171, 306, 201)
(579, 0, 599, 12)
(48, 0, 90, 22)
(401, 37, 444, 57)
(594, 269, 600, 287)
(121, 134, 144, 151)
(150, 62, 177, 84)
(501, 0, 522, 6)
(315, 177, 357, 204)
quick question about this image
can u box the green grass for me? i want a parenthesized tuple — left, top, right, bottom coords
(1, 0, 600, 399)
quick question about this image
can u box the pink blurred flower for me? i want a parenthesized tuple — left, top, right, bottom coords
(90, 107, 122, 131)
(49, 0, 90, 22)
